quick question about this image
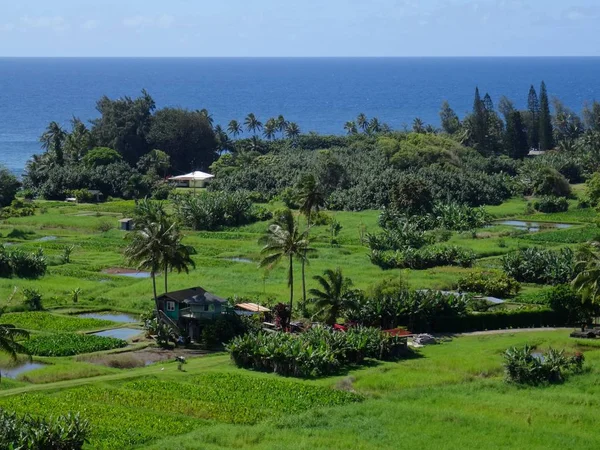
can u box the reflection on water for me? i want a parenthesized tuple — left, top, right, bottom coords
(0, 362, 45, 379)
(92, 328, 142, 340)
(79, 312, 138, 323)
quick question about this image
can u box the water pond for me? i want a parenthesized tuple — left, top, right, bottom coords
(223, 257, 253, 264)
(36, 236, 57, 242)
(0, 362, 45, 380)
(92, 328, 143, 340)
(78, 312, 139, 323)
(493, 220, 574, 232)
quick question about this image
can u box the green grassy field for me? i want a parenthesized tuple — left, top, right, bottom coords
(1, 330, 598, 449)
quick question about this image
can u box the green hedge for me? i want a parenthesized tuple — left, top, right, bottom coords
(431, 309, 564, 333)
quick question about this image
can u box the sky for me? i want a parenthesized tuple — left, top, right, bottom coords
(0, 0, 598, 57)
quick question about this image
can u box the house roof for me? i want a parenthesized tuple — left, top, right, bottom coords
(168, 171, 215, 181)
(235, 302, 270, 313)
(159, 287, 227, 305)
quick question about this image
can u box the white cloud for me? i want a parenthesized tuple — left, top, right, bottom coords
(81, 19, 99, 30)
(123, 15, 175, 30)
(20, 16, 69, 32)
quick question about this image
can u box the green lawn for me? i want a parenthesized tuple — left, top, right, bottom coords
(1, 330, 599, 449)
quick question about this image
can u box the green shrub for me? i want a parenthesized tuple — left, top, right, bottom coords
(0, 247, 47, 279)
(22, 288, 43, 311)
(68, 188, 95, 203)
(586, 172, 600, 206)
(227, 326, 409, 378)
(1, 312, 118, 333)
(370, 245, 476, 270)
(545, 284, 594, 326)
(502, 247, 575, 284)
(0, 408, 90, 450)
(457, 272, 520, 297)
(533, 196, 569, 213)
(23, 333, 127, 356)
(530, 167, 572, 197)
(504, 345, 584, 385)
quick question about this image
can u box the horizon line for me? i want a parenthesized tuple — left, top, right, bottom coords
(1, 55, 600, 59)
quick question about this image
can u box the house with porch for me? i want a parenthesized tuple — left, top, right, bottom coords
(156, 287, 229, 341)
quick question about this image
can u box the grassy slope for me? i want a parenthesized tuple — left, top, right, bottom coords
(1, 331, 599, 449)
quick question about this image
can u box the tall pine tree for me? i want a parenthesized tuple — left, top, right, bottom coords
(504, 111, 529, 159)
(527, 85, 540, 149)
(538, 81, 554, 151)
(470, 87, 488, 153)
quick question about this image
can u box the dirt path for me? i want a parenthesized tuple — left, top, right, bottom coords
(451, 327, 573, 337)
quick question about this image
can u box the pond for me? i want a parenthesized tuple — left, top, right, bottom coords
(78, 312, 139, 323)
(102, 269, 152, 278)
(36, 236, 57, 242)
(493, 220, 574, 232)
(223, 257, 253, 264)
(0, 362, 45, 380)
(92, 328, 143, 340)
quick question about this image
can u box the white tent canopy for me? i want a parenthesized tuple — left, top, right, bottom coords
(168, 171, 214, 182)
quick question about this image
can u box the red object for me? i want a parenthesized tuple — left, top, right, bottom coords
(384, 328, 412, 336)
(333, 324, 348, 332)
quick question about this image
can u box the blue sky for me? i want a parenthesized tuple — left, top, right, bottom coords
(0, 0, 598, 57)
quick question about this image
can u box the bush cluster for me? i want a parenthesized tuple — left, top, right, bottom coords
(172, 191, 272, 231)
(0, 408, 90, 450)
(533, 196, 569, 213)
(370, 245, 476, 270)
(502, 247, 575, 284)
(0, 247, 47, 279)
(227, 326, 408, 378)
(23, 333, 128, 357)
(504, 345, 584, 385)
(457, 271, 521, 297)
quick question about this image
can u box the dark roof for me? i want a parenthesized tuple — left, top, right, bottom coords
(158, 287, 227, 305)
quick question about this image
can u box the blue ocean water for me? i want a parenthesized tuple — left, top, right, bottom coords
(2, 57, 600, 174)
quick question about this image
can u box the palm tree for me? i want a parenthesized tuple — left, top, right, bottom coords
(39, 121, 66, 165)
(259, 210, 313, 311)
(573, 243, 600, 304)
(227, 120, 243, 138)
(244, 113, 263, 135)
(199, 109, 214, 127)
(263, 118, 278, 140)
(285, 122, 301, 140)
(412, 118, 426, 134)
(368, 117, 382, 134)
(214, 125, 231, 154)
(276, 115, 288, 137)
(357, 113, 368, 133)
(0, 309, 30, 382)
(309, 268, 358, 325)
(344, 121, 358, 135)
(162, 229, 196, 294)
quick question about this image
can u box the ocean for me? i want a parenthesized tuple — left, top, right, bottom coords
(2, 57, 600, 174)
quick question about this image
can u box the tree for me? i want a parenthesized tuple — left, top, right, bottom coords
(552, 98, 583, 145)
(285, 122, 301, 140)
(368, 117, 382, 134)
(91, 90, 155, 165)
(40, 121, 66, 166)
(214, 125, 232, 155)
(412, 118, 426, 134)
(137, 149, 171, 178)
(82, 147, 123, 168)
(573, 243, 600, 306)
(497, 96, 515, 121)
(259, 209, 313, 312)
(469, 87, 488, 154)
(439, 101, 461, 134)
(263, 118, 278, 140)
(0, 312, 29, 378)
(503, 111, 529, 159)
(244, 113, 263, 135)
(538, 81, 554, 151)
(357, 113, 368, 133)
(276, 115, 288, 137)
(148, 108, 217, 173)
(391, 175, 434, 215)
(309, 268, 358, 325)
(344, 121, 358, 135)
(527, 85, 540, 149)
(162, 226, 195, 294)
(0, 166, 19, 208)
(63, 117, 91, 163)
(199, 109, 214, 127)
(483, 93, 494, 112)
(583, 101, 600, 132)
(227, 120, 243, 138)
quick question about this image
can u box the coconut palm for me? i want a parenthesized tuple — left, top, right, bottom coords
(276, 115, 288, 137)
(357, 113, 368, 133)
(39, 121, 66, 165)
(227, 120, 243, 138)
(368, 117, 382, 134)
(259, 210, 313, 311)
(285, 122, 301, 140)
(214, 125, 231, 154)
(199, 109, 214, 127)
(0, 310, 30, 382)
(573, 243, 600, 304)
(412, 118, 426, 134)
(344, 121, 358, 135)
(263, 118, 278, 140)
(309, 268, 358, 325)
(244, 113, 263, 135)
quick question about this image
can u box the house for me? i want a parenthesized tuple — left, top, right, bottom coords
(156, 287, 229, 341)
(168, 171, 215, 189)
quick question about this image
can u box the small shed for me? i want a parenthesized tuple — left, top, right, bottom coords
(119, 218, 135, 231)
(234, 302, 271, 316)
(88, 190, 104, 202)
(168, 171, 215, 189)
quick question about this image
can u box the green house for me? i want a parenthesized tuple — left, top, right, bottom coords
(157, 287, 228, 341)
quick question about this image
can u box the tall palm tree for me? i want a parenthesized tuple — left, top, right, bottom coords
(344, 121, 358, 135)
(368, 117, 382, 134)
(163, 230, 196, 294)
(39, 121, 66, 165)
(227, 120, 243, 138)
(357, 113, 368, 133)
(276, 115, 288, 137)
(259, 210, 313, 311)
(285, 122, 301, 140)
(199, 109, 214, 127)
(244, 113, 263, 135)
(573, 243, 600, 304)
(412, 118, 426, 134)
(263, 118, 278, 140)
(214, 125, 231, 154)
(309, 268, 358, 325)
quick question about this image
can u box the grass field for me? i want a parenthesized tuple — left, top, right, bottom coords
(0, 330, 598, 449)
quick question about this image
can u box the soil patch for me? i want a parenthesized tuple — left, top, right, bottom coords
(80, 347, 210, 369)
